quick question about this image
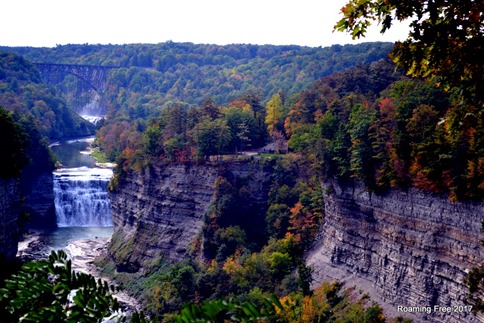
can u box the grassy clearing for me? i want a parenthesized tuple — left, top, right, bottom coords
(90, 149, 108, 163)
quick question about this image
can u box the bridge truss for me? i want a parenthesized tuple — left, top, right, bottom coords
(34, 63, 117, 113)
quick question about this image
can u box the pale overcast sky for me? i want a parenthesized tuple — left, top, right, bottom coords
(1, 0, 409, 48)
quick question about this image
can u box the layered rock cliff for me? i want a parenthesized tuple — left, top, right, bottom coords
(0, 178, 21, 260)
(108, 161, 272, 273)
(108, 161, 483, 321)
(108, 163, 219, 272)
(21, 171, 56, 230)
(306, 181, 484, 322)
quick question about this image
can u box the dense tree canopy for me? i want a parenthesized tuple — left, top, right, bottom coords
(0, 52, 95, 139)
(335, 0, 484, 106)
(2, 42, 394, 114)
(3, 35, 482, 319)
(0, 107, 28, 178)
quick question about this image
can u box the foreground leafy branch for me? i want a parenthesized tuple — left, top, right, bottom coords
(0, 250, 121, 322)
(176, 294, 283, 322)
(335, 0, 484, 106)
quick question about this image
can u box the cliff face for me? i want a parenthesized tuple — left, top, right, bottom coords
(306, 181, 484, 322)
(108, 161, 272, 273)
(0, 178, 21, 260)
(108, 163, 220, 272)
(21, 171, 56, 230)
(108, 162, 483, 321)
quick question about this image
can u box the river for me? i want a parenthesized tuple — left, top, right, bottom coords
(46, 137, 113, 251)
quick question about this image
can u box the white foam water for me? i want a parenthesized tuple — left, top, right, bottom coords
(53, 167, 113, 227)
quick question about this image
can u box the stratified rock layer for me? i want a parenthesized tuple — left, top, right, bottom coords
(108, 161, 272, 273)
(0, 178, 21, 260)
(109, 163, 219, 272)
(307, 181, 484, 322)
(21, 172, 56, 230)
(108, 161, 483, 321)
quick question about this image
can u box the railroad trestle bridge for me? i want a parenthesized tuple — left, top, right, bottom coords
(34, 63, 118, 112)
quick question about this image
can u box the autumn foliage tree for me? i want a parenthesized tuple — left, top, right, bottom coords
(335, 0, 484, 106)
(265, 93, 285, 137)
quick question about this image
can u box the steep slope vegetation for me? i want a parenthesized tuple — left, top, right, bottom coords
(0, 52, 97, 231)
(102, 57, 483, 321)
(2, 42, 393, 113)
(0, 52, 95, 140)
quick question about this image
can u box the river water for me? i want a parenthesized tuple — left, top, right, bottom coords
(47, 137, 113, 250)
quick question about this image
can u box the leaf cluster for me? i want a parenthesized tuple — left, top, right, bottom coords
(335, 0, 484, 105)
(0, 106, 29, 178)
(176, 294, 282, 322)
(0, 250, 122, 322)
(286, 59, 484, 200)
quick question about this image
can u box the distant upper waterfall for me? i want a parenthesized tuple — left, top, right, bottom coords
(53, 167, 113, 227)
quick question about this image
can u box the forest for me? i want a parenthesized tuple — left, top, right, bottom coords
(0, 26, 482, 320)
(1, 42, 393, 110)
(96, 55, 482, 202)
(0, 52, 95, 140)
(0, 42, 411, 322)
(5, 41, 479, 201)
(91, 56, 482, 321)
(0, 52, 95, 181)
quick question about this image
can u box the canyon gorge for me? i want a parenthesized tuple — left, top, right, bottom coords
(1, 41, 483, 321)
(105, 161, 483, 322)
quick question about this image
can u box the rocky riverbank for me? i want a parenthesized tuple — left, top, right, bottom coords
(65, 237, 142, 312)
(16, 233, 142, 313)
(16, 230, 51, 262)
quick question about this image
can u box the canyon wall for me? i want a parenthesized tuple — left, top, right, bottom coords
(0, 178, 21, 260)
(21, 172, 56, 230)
(108, 163, 219, 272)
(108, 161, 483, 321)
(306, 180, 484, 322)
(108, 161, 271, 273)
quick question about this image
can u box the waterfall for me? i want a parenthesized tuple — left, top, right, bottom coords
(53, 167, 113, 227)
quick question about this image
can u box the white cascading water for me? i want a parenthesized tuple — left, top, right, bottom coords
(53, 167, 113, 227)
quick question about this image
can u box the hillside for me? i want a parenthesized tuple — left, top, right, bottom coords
(0, 40, 482, 321)
(0, 52, 95, 140)
(1, 42, 393, 113)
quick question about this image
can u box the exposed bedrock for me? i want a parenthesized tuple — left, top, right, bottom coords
(108, 162, 271, 273)
(306, 180, 484, 322)
(21, 171, 56, 230)
(0, 178, 21, 261)
(107, 161, 483, 321)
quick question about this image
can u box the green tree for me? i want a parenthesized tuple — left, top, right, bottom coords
(265, 93, 285, 136)
(200, 97, 221, 120)
(223, 107, 257, 154)
(164, 134, 187, 162)
(0, 250, 121, 322)
(369, 97, 398, 188)
(407, 104, 451, 192)
(265, 203, 291, 238)
(0, 107, 28, 178)
(162, 103, 187, 140)
(335, 0, 484, 106)
(143, 124, 164, 157)
(347, 103, 377, 188)
(214, 226, 247, 259)
(194, 118, 231, 159)
(297, 263, 313, 296)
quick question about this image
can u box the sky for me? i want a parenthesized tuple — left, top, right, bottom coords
(1, 0, 410, 48)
